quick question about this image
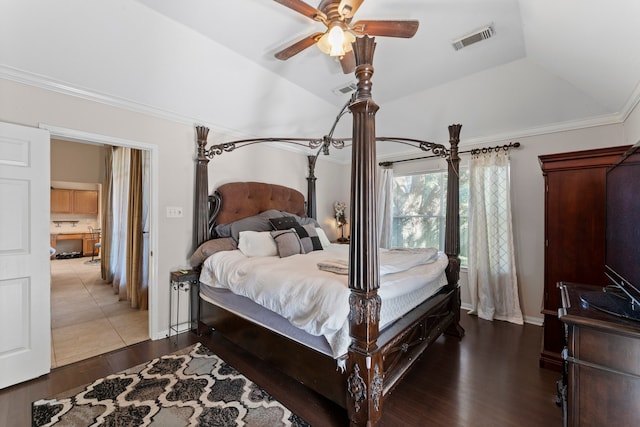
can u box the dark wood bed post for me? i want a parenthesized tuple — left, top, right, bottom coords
(346, 35, 383, 427)
(306, 155, 317, 219)
(194, 126, 210, 249)
(444, 124, 465, 338)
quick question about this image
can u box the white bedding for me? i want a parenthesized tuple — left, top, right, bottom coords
(199, 244, 448, 358)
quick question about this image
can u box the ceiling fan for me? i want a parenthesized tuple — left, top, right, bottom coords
(273, 0, 419, 73)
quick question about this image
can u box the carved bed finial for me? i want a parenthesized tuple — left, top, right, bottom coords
(448, 124, 461, 162)
(353, 35, 376, 101)
(196, 126, 209, 160)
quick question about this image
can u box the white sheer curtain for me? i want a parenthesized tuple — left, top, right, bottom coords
(110, 147, 130, 300)
(468, 150, 523, 325)
(377, 166, 394, 249)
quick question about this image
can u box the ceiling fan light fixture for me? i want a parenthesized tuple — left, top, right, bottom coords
(317, 23, 355, 57)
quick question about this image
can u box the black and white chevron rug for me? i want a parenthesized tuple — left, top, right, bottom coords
(32, 343, 310, 426)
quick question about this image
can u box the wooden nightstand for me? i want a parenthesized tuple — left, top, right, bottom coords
(169, 269, 200, 343)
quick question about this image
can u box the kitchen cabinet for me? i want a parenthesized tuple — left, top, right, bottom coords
(83, 234, 99, 256)
(51, 232, 99, 257)
(51, 189, 98, 214)
(50, 189, 73, 213)
(73, 190, 98, 214)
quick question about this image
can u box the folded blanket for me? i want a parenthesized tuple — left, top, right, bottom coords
(317, 247, 439, 276)
(317, 259, 349, 275)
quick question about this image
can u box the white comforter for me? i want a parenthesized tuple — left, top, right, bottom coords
(199, 244, 448, 358)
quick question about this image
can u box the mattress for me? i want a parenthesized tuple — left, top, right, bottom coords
(199, 244, 449, 359)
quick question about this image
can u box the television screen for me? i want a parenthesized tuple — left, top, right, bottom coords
(605, 143, 640, 300)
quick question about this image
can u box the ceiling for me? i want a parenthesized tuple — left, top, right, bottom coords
(3, 1, 640, 160)
(134, 0, 640, 157)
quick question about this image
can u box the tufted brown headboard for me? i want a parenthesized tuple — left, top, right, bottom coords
(212, 181, 307, 226)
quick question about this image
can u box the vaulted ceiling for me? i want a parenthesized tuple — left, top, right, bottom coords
(3, 1, 640, 159)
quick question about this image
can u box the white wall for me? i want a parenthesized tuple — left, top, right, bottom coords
(0, 78, 348, 339)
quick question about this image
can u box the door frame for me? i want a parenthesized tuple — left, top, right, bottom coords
(42, 124, 161, 340)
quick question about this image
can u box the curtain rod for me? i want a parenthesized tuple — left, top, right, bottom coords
(379, 141, 521, 167)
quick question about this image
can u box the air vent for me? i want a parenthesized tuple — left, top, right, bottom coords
(333, 82, 357, 96)
(452, 24, 494, 51)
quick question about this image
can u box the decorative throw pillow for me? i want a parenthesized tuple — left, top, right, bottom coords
(279, 211, 321, 228)
(268, 215, 299, 230)
(270, 229, 304, 258)
(301, 224, 323, 252)
(189, 237, 237, 267)
(269, 217, 322, 253)
(238, 231, 278, 257)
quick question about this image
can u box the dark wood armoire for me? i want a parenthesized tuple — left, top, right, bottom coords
(538, 145, 630, 370)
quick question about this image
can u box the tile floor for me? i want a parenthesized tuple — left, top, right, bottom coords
(50, 257, 149, 367)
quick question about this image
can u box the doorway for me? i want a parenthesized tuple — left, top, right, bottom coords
(44, 125, 159, 368)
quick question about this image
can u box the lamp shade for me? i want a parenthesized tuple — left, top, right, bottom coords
(317, 23, 356, 57)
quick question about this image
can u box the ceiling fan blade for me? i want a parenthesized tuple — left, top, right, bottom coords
(274, 0, 326, 22)
(274, 33, 324, 60)
(351, 20, 419, 38)
(339, 50, 356, 74)
(338, 0, 365, 20)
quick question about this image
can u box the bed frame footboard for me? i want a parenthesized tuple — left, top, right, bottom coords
(380, 285, 459, 395)
(197, 283, 462, 410)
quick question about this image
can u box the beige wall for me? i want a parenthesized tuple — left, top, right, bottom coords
(51, 139, 105, 184)
(385, 123, 627, 324)
(2, 76, 635, 329)
(1, 78, 350, 339)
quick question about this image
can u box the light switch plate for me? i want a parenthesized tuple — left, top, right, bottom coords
(166, 206, 183, 218)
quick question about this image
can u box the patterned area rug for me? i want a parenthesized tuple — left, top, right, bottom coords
(32, 343, 310, 426)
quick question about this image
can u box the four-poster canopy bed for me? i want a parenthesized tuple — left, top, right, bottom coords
(191, 36, 464, 426)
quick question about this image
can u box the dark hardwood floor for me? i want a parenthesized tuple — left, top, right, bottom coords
(2, 312, 562, 426)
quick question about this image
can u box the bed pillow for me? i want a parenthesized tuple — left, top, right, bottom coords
(315, 227, 332, 249)
(229, 216, 272, 243)
(270, 229, 305, 258)
(269, 217, 322, 253)
(238, 231, 278, 257)
(214, 215, 271, 241)
(189, 237, 237, 267)
(214, 209, 287, 242)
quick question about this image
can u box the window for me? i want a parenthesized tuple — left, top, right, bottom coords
(391, 169, 469, 266)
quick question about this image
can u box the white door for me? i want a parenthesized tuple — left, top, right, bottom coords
(0, 122, 51, 388)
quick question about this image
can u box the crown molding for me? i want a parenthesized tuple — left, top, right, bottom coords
(3, 64, 637, 165)
(0, 65, 351, 163)
(0, 64, 251, 140)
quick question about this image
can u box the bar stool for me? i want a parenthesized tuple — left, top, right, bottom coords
(88, 227, 101, 263)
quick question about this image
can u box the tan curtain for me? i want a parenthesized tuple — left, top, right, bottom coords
(101, 146, 113, 282)
(126, 149, 147, 309)
(105, 147, 148, 310)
